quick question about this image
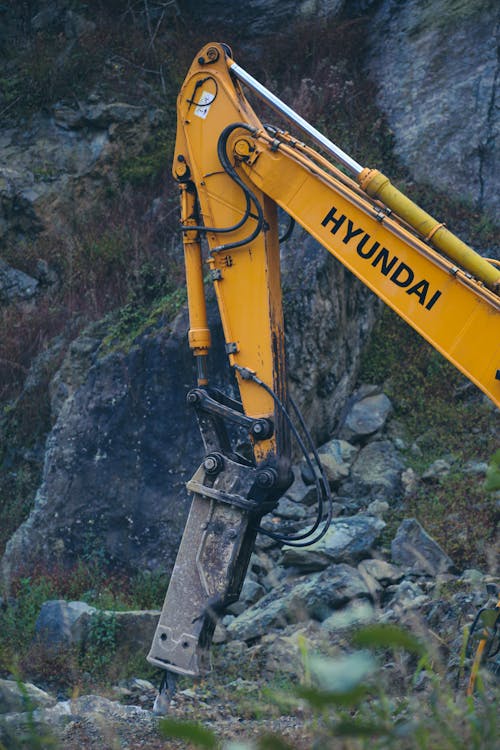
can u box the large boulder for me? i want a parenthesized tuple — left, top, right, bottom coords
(1, 310, 208, 577)
(391, 518, 455, 575)
(1, 229, 378, 579)
(227, 563, 372, 641)
(34, 600, 97, 646)
(280, 514, 385, 570)
(0, 679, 56, 714)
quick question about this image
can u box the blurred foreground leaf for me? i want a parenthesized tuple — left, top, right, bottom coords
(309, 651, 377, 693)
(159, 718, 217, 748)
(484, 449, 500, 492)
(352, 623, 425, 656)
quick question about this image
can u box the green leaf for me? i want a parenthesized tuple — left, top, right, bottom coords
(309, 651, 377, 693)
(333, 718, 389, 737)
(258, 734, 296, 750)
(296, 683, 369, 708)
(159, 718, 217, 748)
(351, 624, 426, 656)
(484, 449, 500, 492)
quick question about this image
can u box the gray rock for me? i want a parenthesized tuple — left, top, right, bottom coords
(422, 459, 452, 482)
(1, 309, 208, 576)
(0, 259, 39, 302)
(391, 518, 455, 575)
(180, 0, 346, 37)
(227, 563, 371, 641)
(0, 694, 156, 747)
(0, 679, 56, 714)
(34, 601, 161, 653)
(274, 496, 309, 521)
(463, 461, 488, 476)
(282, 227, 379, 445)
(283, 472, 317, 506)
(401, 467, 419, 496)
(385, 580, 428, 612)
(0, 102, 162, 250)
(34, 600, 97, 646)
(358, 559, 404, 586)
(300, 438, 358, 486)
(227, 578, 266, 615)
(366, 0, 499, 219)
(366, 499, 389, 516)
(347, 440, 404, 500)
(281, 514, 385, 569)
(321, 600, 376, 631)
(340, 392, 392, 442)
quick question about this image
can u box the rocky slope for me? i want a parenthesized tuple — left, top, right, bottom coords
(1, 399, 497, 746)
(0, 0, 498, 587)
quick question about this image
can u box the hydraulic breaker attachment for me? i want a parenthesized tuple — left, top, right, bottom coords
(147, 388, 286, 677)
(147, 467, 259, 676)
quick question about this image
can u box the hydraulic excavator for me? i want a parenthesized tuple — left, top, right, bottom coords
(147, 43, 500, 704)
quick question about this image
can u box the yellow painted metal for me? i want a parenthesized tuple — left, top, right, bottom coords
(359, 169, 500, 292)
(174, 42, 500, 441)
(173, 44, 287, 463)
(236, 129, 500, 408)
(180, 184, 211, 357)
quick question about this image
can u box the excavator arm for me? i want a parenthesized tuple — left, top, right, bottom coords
(148, 42, 500, 687)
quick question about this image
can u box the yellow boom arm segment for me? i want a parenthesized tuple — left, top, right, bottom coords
(175, 43, 500, 412)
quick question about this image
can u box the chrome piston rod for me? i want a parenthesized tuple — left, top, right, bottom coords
(229, 60, 363, 178)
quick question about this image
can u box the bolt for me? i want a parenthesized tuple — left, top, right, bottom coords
(256, 469, 277, 488)
(203, 453, 224, 475)
(251, 419, 272, 440)
(204, 456, 218, 472)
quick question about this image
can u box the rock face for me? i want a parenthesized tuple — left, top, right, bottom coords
(283, 229, 379, 443)
(1, 238, 378, 578)
(0, 101, 163, 249)
(366, 0, 500, 219)
(1, 0, 496, 580)
(1, 310, 217, 576)
(181, 0, 346, 36)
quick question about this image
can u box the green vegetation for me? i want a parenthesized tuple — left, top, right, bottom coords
(0, 564, 168, 692)
(359, 306, 499, 568)
(161, 623, 499, 749)
(118, 125, 176, 187)
(100, 284, 187, 355)
(359, 307, 498, 457)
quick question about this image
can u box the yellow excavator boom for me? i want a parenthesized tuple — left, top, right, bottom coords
(148, 42, 499, 688)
